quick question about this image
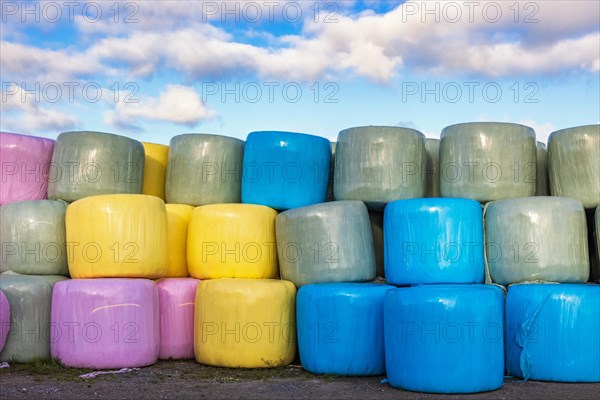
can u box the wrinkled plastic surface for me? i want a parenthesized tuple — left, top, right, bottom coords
(297, 283, 393, 375)
(165, 204, 193, 277)
(384, 285, 504, 393)
(334, 126, 426, 210)
(142, 142, 169, 200)
(66, 194, 167, 278)
(48, 131, 144, 202)
(485, 197, 589, 285)
(384, 198, 484, 285)
(506, 283, 600, 382)
(194, 279, 296, 368)
(242, 131, 330, 210)
(440, 122, 536, 202)
(157, 278, 199, 360)
(369, 211, 384, 278)
(276, 201, 375, 287)
(536, 142, 549, 196)
(51, 279, 159, 369)
(548, 125, 600, 209)
(0, 132, 54, 205)
(166, 134, 244, 206)
(0, 290, 9, 352)
(1, 199, 69, 275)
(188, 204, 278, 279)
(0, 275, 68, 362)
(425, 138, 440, 197)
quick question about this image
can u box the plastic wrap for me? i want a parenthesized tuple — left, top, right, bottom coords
(51, 278, 159, 369)
(166, 134, 244, 206)
(384, 198, 484, 285)
(536, 142, 549, 196)
(548, 124, 600, 209)
(594, 207, 600, 282)
(506, 283, 599, 382)
(384, 284, 504, 393)
(65, 194, 167, 279)
(275, 201, 375, 287)
(242, 131, 330, 210)
(165, 204, 193, 277)
(326, 142, 336, 201)
(0, 275, 68, 362)
(334, 126, 426, 210)
(440, 122, 536, 202)
(48, 131, 144, 202)
(187, 204, 278, 279)
(157, 278, 199, 360)
(369, 211, 385, 278)
(194, 278, 296, 368)
(0, 132, 54, 205)
(485, 197, 589, 285)
(425, 138, 440, 197)
(141, 142, 169, 200)
(297, 283, 393, 375)
(0, 290, 9, 352)
(1, 199, 69, 276)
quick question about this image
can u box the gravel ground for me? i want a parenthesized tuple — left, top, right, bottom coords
(0, 360, 599, 399)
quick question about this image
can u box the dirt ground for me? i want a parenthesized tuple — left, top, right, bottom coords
(0, 360, 598, 399)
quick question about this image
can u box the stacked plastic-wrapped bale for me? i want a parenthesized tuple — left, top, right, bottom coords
(141, 142, 169, 201)
(42, 131, 161, 369)
(0, 132, 63, 362)
(383, 197, 504, 393)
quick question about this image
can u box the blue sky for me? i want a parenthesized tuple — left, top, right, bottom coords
(1, 1, 599, 144)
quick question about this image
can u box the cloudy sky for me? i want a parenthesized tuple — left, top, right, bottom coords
(1, 0, 598, 144)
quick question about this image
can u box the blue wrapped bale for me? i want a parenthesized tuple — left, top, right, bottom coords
(506, 283, 599, 382)
(334, 126, 426, 210)
(275, 201, 375, 287)
(384, 284, 504, 393)
(384, 198, 484, 285)
(242, 131, 330, 210)
(297, 283, 393, 375)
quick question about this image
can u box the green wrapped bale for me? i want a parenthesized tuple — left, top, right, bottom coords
(548, 125, 600, 209)
(334, 126, 426, 210)
(1, 200, 69, 276)
(166, 134, 244, 206)
(48, 131, 144, 202)
(0, 275, 68, 362)
(536, 142, 549, 196)
(425, 138, 440, 197)
(276, 201, 376, 287)
(485, 197, 589, 285)
(440, 122, 536, 202)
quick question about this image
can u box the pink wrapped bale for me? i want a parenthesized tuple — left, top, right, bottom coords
(0, 290, 9, 352)
(51, 278, 159, 369)
(157, 278, 199, 360)
(0, 132, 54, 205)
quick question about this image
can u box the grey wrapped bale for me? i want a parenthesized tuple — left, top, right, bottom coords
(485, 197, 589, 285)
(48, 131, 144, 202)
(440, 122, 536, 202)
(276, 201, 376, 287)
(548, 124, 600, 209)
(536, 142, 550, 196)
(166, 134, 244, 206)
(334, 126, 426, 210)
(1, 200, 69, 276)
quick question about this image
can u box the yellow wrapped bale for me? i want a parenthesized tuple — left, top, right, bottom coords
(194, 278, 296, 368)
(187, 204, 278, 279)
(166, 204, 193, 277)
(66, 194, 167, 278)
(142, 142, 169, 200)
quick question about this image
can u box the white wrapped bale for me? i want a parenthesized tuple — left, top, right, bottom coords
(485, 197, 589, 285)
(440, 122, 536, 202)
(548, 124, 600, 209)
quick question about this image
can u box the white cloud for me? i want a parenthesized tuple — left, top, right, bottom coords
(518, 120, 557, 144)
(104, 84, 216, 130)
(1, 86, 79, 132)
